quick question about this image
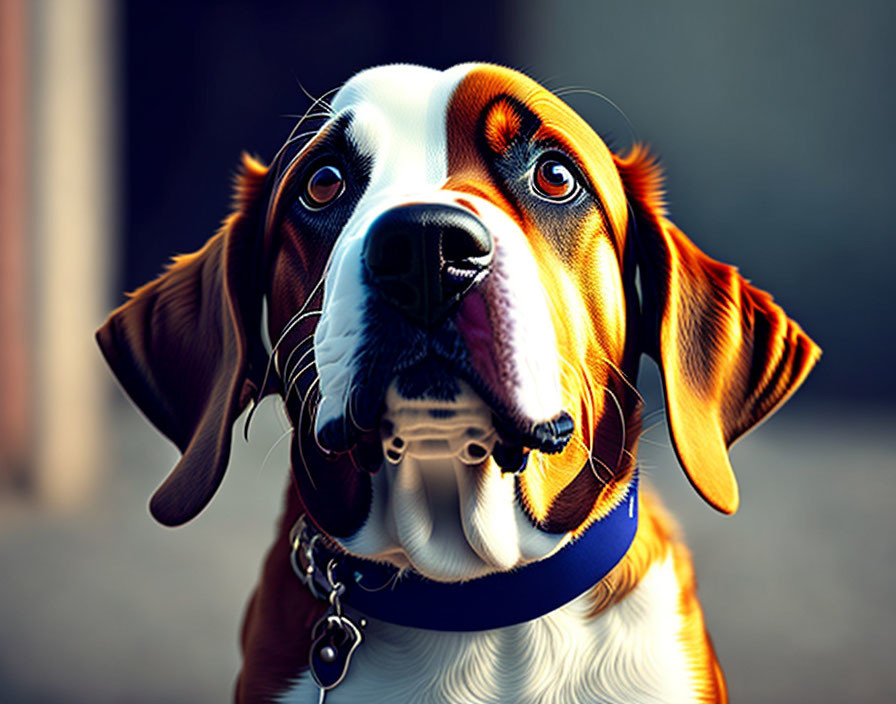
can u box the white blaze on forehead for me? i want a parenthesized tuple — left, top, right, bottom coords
(332, 63, 475, 187)
(314, 64, 474, 434)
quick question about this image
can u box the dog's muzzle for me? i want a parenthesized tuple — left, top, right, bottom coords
(363, 203, 494, 329)
(313, 199, 572, 466)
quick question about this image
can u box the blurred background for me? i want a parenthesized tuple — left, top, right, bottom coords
(1, 0, 894, 701)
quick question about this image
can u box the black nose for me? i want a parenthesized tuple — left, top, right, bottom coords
(363, 203, 494, 328)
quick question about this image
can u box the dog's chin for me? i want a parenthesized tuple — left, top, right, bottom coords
(333, 378, 571, 583)
(315, 354, 575, 475)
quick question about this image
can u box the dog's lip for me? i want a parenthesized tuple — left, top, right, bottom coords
(437, 363, 574, 457)
(314, 360, 573, 467)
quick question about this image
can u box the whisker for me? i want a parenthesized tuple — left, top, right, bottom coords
(639, 436, 672, 449)
(256, 278, 325, 397)
(280, 128, 328, 151)
(551, 87, 637, 148)
(278, 324, 317, 366)
(591, 455, 618, 486)
(572, 435, 608, 486)
(620, 448, 638, 465)
(295, 81, 340, 114)
(270, 85, 342, 168)
(286, 360, 319, 402)
(554, 352, 593, 426)
(346, 382, 375, 434)
(293, 77, 334, 116)
(641, 407, 666, 424)
(246, 309, 322, 438)
(300, 375, 321, 419)
(602, 384, 627, 471)
(272, 309, 322, 360)
(277, 326, 318, 366)
(639, 416, 668, 438)
(308, 383, 334, 457)
(282, 344, 316, 393)
(554, 350, 632, 477)
(257, 427, 293, 477)
(296, 375, 321, 491)
(270, 122, 321, 177)
(598, 355, 644, 405)
(278, 112, 333, 122)
(637, 412, 671, 448)
(246, 279, 325, 440)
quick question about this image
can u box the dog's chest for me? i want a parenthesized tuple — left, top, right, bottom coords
(276, 554, 697, 704)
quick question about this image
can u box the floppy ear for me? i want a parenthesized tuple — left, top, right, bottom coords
(96, 154, 270, 526)
(616, 146, 820, 514)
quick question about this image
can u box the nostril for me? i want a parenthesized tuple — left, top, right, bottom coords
(441, 225, 492, 264)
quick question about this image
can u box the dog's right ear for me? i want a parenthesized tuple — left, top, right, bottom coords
(96, 155, 270, 526)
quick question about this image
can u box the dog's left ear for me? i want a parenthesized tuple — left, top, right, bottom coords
(96, 155, 270, 526)
(616, 146, 820, 514)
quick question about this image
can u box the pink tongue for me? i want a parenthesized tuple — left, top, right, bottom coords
(455, 292, 500, 395)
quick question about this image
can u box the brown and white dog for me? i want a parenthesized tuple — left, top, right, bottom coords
(97, 63, 819, 703)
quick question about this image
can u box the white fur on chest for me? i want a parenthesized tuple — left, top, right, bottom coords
(277, 553, 697, 704)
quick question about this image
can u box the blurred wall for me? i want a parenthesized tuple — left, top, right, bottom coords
(31, 0, 115, 506)
(0, 0, 30, 490)
(0, 0, 114, 506)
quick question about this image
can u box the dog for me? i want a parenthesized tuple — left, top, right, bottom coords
(97, 63, 819, 703)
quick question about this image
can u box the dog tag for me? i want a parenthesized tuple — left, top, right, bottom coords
(309, 613, 363, 690)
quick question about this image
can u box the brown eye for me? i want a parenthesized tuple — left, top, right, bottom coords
(531, 156, 578, 202)
(303, 164, 344, 209)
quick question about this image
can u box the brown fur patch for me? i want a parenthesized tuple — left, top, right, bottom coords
(483, 98, 523, 155)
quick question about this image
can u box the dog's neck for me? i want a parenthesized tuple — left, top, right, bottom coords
(292, 471, 637, 632)
(276, 545, 699, 704)
(236, 451, 724, 703)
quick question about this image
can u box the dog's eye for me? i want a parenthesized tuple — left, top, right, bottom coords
(531, 156, 579, 202)
(303, 164, 345, 209)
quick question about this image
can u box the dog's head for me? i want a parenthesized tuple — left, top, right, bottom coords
(98, 64, 819, 581)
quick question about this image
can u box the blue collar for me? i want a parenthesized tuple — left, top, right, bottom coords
(292, 471, 638, 632)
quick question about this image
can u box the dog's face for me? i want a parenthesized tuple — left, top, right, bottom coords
(97, 64, 819, 582)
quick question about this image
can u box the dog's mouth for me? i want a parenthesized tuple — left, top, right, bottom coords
(313, 352, 574, 476)
(321, 376, 572, 581)
(283, 340, 574, 580)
